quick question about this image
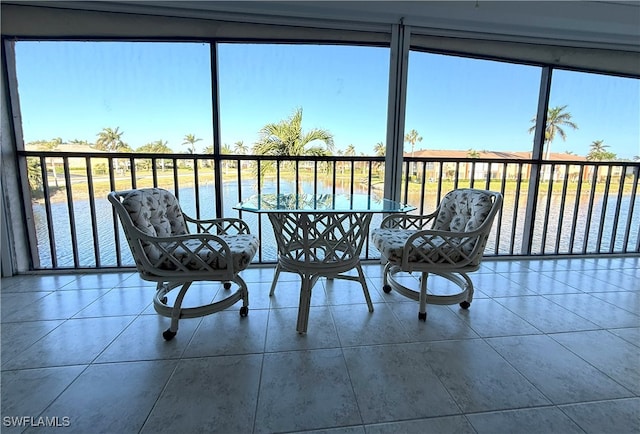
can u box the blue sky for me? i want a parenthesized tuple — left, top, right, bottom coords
(15, 41, 640, 159)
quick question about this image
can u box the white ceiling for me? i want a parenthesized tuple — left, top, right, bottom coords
(7, 1, 640, 51)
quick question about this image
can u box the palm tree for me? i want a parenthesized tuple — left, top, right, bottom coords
(137, 139, 171, 171)
(221, 143, 232, 154)
(373, 141, 385, 176)
(42, 137, 62, 187)
(345, 144, 357, 174)
(336, 149, 345, 174)
(587, 140, 617, 183)
(345, 144, 356, 156)
(587, 140, 616, 161)
(137, 139, 171, 153)
(373, 141, 385, 157)
(96, 127, 124, 152)
(182, 134, 202, 154)
(234, 141, 248, 155)
(404, 129, 423, 180)
(201, 144, 214, 168)
(465, 149, 481, 180)
(528, 105, 578, 161)
(253, 108, 334, 186)
(529, 105, 578, 181)
(233, 141, 249, 169)
(96, 127, 125, 174)
(254, 107, 334, 156)
(221, 143, 233, 170)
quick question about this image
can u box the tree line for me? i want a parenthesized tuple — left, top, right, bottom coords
(27, 105, 637, 162)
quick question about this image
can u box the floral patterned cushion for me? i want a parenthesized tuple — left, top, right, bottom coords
(371, 228, 419, 263)
(121, 188, 188, 237)
(371, 228, 467, 264)
(372, 190, 495, 265)
(433, 189, 494, 232)
(160, 234, 259, 271)
(120, 188, 258, 271)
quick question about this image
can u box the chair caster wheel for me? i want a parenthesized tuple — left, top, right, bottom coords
(239, 306, 249, 317)
(459, 301, 471, 309)
(418, 312, 427, 321)
(224, 282, 232, 290)
(383, 285, 392, 293)
(160, 296, 168, 304)
(162, 329, 177, 341)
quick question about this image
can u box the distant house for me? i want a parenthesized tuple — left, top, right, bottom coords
(408, 149, 591, 182)
(25, 143, 109, 174)
(26, 143, 106, 163)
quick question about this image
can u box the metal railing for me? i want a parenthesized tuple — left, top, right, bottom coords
(18, 150, 640, 270)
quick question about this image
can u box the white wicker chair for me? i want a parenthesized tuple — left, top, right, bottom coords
(108, 188, 259, 340)
(371, 188, 503, 320)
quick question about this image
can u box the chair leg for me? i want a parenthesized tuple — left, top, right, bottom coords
(156, 282, 168, 304)
(296, 274, 313, 334)
(418, 272, 428, 321)
(460, 272, 474, 309)
(356, 263, 374, 312)
(382, 262, 392, 293)
(163, 281, 192, 340)
(269, 263, 282, 296)
(235, 274, 250, 317)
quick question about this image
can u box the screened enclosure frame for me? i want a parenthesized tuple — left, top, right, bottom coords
(1, 3, 638, 273)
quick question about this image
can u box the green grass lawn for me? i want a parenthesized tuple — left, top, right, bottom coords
(38, 165, 629, 203)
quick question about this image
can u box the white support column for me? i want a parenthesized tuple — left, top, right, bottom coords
(211, 43, 224, 218)
(384, 22, 410, 203)
(1, 177, 13, 276)
(521, 66, 552, 255)
(1, 39, 37, 274)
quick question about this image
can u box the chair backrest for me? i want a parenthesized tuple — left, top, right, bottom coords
(431, 188, 502, 267)
(108, 188, 189, 268)
(433, 189, 501, 233)
(114, 188, 189, 237)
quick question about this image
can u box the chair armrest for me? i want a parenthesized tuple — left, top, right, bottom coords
(380, 212, 438, 230)
(402, 228, 486, 267)
(132, 230, 236, 274)
(183, 215, 251, 235)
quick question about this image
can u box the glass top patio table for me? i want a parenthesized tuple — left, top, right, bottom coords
(234, 193, 414, 214)
(234, 193, 415, 334)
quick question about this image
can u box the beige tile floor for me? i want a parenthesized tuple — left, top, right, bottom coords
(1, 257, 639, 433)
